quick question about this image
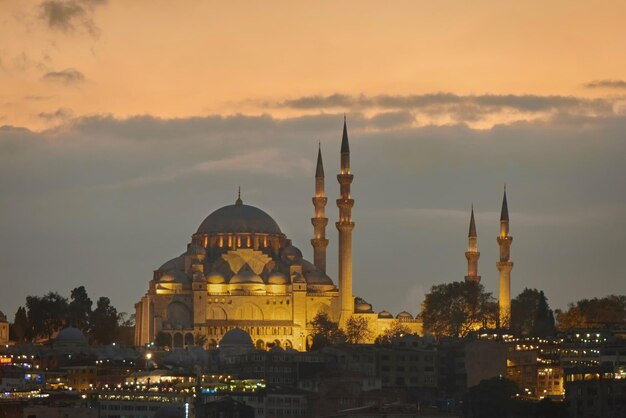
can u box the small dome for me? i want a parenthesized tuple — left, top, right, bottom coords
(187, 244, 206, 256)
(158, 255, 184, 272)
(378, 310, 393, 319)
(267, 271, 289, 285)
(56, 327, 87, 345)
(304, 270, 334, 286)
(197, 203, 282, 235)
(220, 328, 254, 347)
(281, 245, 303, 264)
(355, 301, 373, 313)
(230, 269, 264, 284)
(154, 405, 184, 418)
(160, 270, 189, 283)
(207, 271, 226, 284)
(396, 311, 414, 319)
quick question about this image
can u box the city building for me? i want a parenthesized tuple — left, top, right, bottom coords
(0, 310, 9, 346)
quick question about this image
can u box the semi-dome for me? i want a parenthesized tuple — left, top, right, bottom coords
(158, 255, 184, 272)
(267, 271, 289, 285)
(197, 202, 282, 235)
(230, 269, 264, 284)
(220, 328, 253, 347)
(56, 327, 87, 345)
(207, 271, 226, 284)
(160, 270, 189, 283)
(304, 270, 334, 286)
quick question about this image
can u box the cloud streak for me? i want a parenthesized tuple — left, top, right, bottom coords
(42, 68, 85, 84)
(584, 79, 626, 89)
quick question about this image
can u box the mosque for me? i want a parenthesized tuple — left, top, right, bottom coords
(134, 118, 513, 350)
(134, 119, 422, 351)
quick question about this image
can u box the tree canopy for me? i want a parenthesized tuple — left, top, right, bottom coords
(345, 316, 373, 344)
(421, 281, 497, 338)
(309, 312, 346, 350)
(510, 288, 555, 337)
(375, 320, 412, 345)
(556, 295, 626, 330)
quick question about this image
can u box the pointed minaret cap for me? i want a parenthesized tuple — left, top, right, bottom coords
(469, 204, 477, 237)
(500, 186, 509, 221)
(315, 142, 324, 178)
(341, 115, 350, 154)
(235, 186, 242, 205)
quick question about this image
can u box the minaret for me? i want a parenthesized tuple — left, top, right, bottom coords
(336, 117, 355, 325)
(497, 187, 513, 328)
(464, 205, 481, 283)
(311, 143, 329, 273)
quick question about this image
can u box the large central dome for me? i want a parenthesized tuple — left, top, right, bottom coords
(197, 201, 282, 235)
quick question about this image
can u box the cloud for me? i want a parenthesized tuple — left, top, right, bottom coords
(42, 68, 85, 84)
(38, 107, 74, 120)
(39, 0, 106, 36)
(1, 110, 626, 320)
(270, 93, 614, 126)
(584, 79, 626, 89)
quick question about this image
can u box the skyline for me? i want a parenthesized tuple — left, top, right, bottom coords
(1, 0, 626, 319)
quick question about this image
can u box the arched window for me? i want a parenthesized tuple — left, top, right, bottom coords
(173, 333, 183, 348)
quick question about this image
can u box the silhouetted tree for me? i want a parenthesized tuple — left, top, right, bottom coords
(510, 288, 555, 337)
(345, 316, 372, 344)
(26, 292, 68, 339)
(463, 376, 519, 418)
(89, 297, 119, 345)
(67, 286, 92, 332)
(374, 319, 412, 345)
(154, 331, 171, 349)
(309, 312, 346, 350)
(11, 306, 30, 342)
(421, 281, 496, 338)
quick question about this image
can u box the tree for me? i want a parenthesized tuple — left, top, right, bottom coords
(345, 316, 372, 344)
(510, 288, 555, 337)
(309, 312, 346, 350)
(421, 281, 496, 338)
(11, 306, 30, 342)
(26, 292, 68, 340)
(89, 297, 119, 345)
(556, 295, 626, 330)
(194, 333, 208, 347)
(463, 376, 519, 418)
(118, 312, 136, 327)
(154, 331, 171, 349)
(375, 320, 412, 345)
(67, 286, 92, 332)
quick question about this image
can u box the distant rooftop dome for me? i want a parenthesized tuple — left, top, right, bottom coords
(355, 300, 373, 313)
(378, 310, 393, 319)
(197, 199, 282, 235)
(396, 311, 414, 319)
(154, 405, 184, 418)
(220, 328, 254, 348)
(56, 327, 87, 345)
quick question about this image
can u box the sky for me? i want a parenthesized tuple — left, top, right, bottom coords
(1, 0, 626, 320)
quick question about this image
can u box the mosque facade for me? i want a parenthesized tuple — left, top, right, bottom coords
(134, 119, 422, 350)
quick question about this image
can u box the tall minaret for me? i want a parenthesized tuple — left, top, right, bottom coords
(311, 143, 329, 273)
(497, 187, 513, 328)
(336, 117, 355, 325)
(464, 205, 481, 283)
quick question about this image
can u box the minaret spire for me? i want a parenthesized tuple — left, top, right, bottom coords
(311, 142, 329, 273)
(497, 186, 513, 328)
(336, 116, 355, 326)
(465, 205, 481, 283)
